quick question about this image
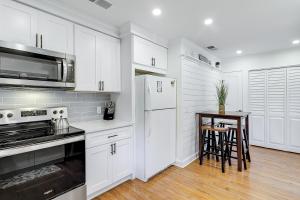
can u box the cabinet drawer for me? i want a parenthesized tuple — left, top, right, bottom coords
(86, 126, 132, 149)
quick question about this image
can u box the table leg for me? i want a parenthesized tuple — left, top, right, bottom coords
(237, 118, 242, 172)
(245, 115, 251, 162)
(199, 115, 203, 164)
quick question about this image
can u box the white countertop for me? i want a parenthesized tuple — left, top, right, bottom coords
(71, 119, 133, 133)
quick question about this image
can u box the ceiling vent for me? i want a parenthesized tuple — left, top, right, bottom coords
(206, 46, 218, 51)
(89, 0, 112, 9)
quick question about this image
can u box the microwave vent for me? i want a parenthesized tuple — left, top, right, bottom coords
(89, 0, 112, 9)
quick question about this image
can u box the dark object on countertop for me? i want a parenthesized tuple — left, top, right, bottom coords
(103, 101, 115, 120)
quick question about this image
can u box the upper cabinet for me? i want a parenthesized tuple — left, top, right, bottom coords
(74, 25, 97, 91)
(74, 25, 121, 92)
(96, 34, 121, 92)
(37, 12, 74, 54)
(0, 0, 37, 46)
(133, 35, 168, 74)
(0, 0, 73, 54)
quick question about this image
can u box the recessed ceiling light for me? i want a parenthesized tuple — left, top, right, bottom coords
(204, 18, 213, 25)
(292, 40, 300, 45)
(152, 8, 162, 16)
(236, 50, 243, 55)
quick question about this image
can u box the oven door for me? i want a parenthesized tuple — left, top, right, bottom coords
(0, 139, 85, 200)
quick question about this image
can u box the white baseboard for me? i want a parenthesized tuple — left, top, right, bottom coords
(174, 152, 199, 168)
(87, 174, 133, 200)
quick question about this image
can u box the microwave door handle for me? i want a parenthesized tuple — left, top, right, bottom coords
(57, 61, 62, 81)
(62, 59, 68, 82)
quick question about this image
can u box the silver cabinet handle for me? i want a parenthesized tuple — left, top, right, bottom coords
(102, 81, 104, 91)
(40, 34, 43, 48)
(110, 144, 114, 155)
(113, 143, 116, 154)
(35, 33, 39, 47)
(108, 135, 118, 138)
(154, 58, 156, 66)
(98, 81, 102, 91)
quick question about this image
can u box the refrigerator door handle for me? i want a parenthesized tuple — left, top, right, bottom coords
(147, 83, 152, 109)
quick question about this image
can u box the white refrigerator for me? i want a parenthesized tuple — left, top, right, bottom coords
(135, 75, 176, 182)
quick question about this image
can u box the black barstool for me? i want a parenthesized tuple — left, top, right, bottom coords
(199, 125, 230, 173)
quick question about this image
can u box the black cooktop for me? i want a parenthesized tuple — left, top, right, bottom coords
(0, 120, 84, 150)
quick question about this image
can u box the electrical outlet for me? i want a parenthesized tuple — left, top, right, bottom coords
(97, 106, 102, 114)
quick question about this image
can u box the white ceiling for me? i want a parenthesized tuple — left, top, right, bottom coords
(46, 0, 300, 58)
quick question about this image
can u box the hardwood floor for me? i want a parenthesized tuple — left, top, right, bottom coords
(95, 146, 300, 200)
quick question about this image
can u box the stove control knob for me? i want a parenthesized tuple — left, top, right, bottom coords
(0, 113, 3, 119)
(59, 110, 64, 114)
(53, 110, 58, 115)
(7, 113, 13, 118)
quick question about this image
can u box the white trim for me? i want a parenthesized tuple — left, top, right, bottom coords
(87, 174, 133, 200)
(174, 152, 199, 168)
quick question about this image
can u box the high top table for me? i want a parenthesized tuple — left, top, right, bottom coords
(196, 111, 251, 172)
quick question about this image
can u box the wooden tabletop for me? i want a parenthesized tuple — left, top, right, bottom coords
(196, 111, 251, 118)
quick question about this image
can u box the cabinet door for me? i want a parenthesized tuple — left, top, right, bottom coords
(153, 44, 168, 70)
(37, 12, 74, 54)
(0, 0, 37, 46)
(112, 139, 132, 182)
(287, 67, 300, 150)
(266, 68, 286, 146)
(133, 35, 153, 67)
(248, 70, 266, 146)
(74, 25, 97, 91)
(96, 34, 121, 92)
(86, 144, 112, 195)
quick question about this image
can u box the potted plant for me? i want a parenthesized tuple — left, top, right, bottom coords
(216, 80, 228, 114)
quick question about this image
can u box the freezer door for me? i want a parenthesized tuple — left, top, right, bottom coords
(145, 109, 176, 179)
(145, 76, 176, 111)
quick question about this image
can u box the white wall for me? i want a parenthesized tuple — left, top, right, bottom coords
(222, 46, 300, 110)
(168, 38, 222, 167)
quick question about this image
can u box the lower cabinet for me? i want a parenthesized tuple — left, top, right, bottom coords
(86, 126, 133, 198)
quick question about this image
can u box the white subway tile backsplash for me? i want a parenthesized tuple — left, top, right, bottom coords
(0, 89, 110, 122)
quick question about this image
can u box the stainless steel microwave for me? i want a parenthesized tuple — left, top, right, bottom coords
(0, 40, 75, 89)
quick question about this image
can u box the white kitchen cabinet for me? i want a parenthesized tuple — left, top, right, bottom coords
(86, 126, 133, 198)
(96, 34, 121, 92)
(37, 12, 74, 54)
(74, 25, 97, 91)
(112, 139, 132, 182)
(0, 0, 37, 46)
(86, 143, 111, 195)
(133, 35, 168, 73)
(75, 25, 121, 92)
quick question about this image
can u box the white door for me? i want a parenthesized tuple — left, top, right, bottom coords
(96, 34, 121, 92)
(248, 70, 266, 146)
(223, 71, 243, 111)
(112, 139, 132, 182)
(0, 0, 37, 46)
(74, 25, 97, 91)
(145, 109, 176, 179)
(145, 76, 176, 110)
(86, 144, 112, 195)
(133, 35, 153, 67)
(287, 67, 300, 152)
(37, 12, 73, 54)
(153, 44, 168, 70)
(266, 68, 286, 147)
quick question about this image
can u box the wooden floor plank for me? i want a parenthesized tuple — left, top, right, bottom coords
(94, 146, 300, 200)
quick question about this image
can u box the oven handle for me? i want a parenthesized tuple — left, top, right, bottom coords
(62, 59, 68, 82)
(0, 135, 85, 158)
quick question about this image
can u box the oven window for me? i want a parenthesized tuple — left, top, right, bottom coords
(0, 141, 85, 200)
